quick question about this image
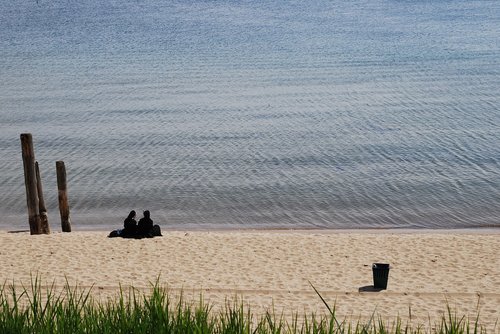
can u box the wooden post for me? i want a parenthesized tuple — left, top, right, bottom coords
(56, 161, 72, 232)
(35, 161, 50, 234)
(20, 133, 41, 235)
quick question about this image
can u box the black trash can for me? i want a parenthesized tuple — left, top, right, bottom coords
(372, 263, 390, 289)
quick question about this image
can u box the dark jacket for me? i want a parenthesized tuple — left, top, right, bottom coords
(137, 217, 153, 236)
(123, 217, 137, 236)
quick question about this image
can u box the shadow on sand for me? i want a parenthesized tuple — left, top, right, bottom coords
(358, 285, 385, 292)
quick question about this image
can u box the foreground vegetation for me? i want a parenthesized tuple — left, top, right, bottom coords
(0, 277, 494, 334)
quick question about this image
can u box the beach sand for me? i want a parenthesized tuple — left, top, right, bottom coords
(1, 229, 499, 331)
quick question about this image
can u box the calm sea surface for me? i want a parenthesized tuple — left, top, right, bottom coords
(1, 0, 499, 231)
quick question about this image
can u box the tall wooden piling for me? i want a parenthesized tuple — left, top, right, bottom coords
(20, 133, 41, 235)
(56, 161, 72, 232)
(35, 161, 50, 234)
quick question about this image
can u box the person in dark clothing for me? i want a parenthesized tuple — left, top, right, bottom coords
(121, 210, 137, 238)
(137, 210, 154, 238)
(108, 209, 161, 238)
(136, 210, 163, 238)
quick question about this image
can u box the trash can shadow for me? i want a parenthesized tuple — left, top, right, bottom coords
(358, 285, 385, 292)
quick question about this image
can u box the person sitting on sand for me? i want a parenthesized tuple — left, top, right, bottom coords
(137, 210, 154, 238)
(137, 210, 162, 238)
(121, 210, 138, 238)
(108, 210, 162, 238)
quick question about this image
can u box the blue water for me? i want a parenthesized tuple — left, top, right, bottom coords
(1, 0, 499, 231)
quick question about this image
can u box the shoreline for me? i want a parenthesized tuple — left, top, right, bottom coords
(4, 226, 500, 235)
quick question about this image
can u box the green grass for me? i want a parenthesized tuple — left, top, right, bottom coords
(0, 276, 495, 334)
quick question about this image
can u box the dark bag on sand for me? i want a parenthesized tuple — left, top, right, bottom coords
(152, 224, 162, 237)
(108, 229, 121, 238)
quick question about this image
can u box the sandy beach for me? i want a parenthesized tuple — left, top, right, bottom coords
(1, 229, 499, 331)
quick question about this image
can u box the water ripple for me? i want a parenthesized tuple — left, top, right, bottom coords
(1, 0, 500, 230)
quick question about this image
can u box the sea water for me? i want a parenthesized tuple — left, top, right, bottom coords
(1, 0, 499, 230)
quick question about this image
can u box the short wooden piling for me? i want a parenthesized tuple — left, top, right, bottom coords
(35, 161, 50, 234)
(56, 161, 72, 232)
(20, 133, 41, 235)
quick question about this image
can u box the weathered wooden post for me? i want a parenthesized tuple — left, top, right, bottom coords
(35, 161, 50, 234)
(20, 133, 42, 235)
(56, 161, 72, 232)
